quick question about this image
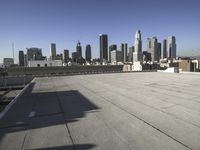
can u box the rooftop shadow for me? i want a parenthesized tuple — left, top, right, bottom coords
(25, 144, 96, 150)
(0, 82, 100, 150)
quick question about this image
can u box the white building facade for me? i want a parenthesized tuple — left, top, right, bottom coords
(28, 60, 62, 67)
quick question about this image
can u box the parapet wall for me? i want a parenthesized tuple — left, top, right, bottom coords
(7, 65, 123, 76)
(0, 76, 34, 87)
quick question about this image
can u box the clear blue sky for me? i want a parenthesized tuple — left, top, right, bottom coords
(0, 0, 200, 63)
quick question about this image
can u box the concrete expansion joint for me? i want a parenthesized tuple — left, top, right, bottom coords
(106, 99, 193, 150)
(83, 85, 193, 150)
(52, 83, 77, 150)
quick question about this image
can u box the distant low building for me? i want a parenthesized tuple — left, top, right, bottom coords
(28, 60, 62, 67)
(132, 61, 142, 71)
(3, 58, 14, 68)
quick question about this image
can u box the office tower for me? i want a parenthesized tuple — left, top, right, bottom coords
(157, 43, 161, 60)
(63, 49, 69, 63)
(76, 41, 82, 59)
(162, 39, 167, 59)
(85, 44, 92, 62)
(19, 51, 25, 66)
(147, 37, 158, 62)
(26, 48, 43, 61)
(24, 54, 27, 67)
(50, 43, 56, 60)
(167, 36, 176, 59)
(121, 43, 128, 63)
(162, 36, 176, 59)
(133, 30, 143, 62)
(128, 46, 134, 62)
(111, 50, 122, 64)
(109, 44, 117, 62)
(99, 34, 108, 62)
(143, 51, 151, 62)
(72, 52, 78, 63)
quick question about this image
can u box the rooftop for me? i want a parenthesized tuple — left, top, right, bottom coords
(0, 72, 200, 150)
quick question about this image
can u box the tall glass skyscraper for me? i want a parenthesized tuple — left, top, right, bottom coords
(163, 36, 176, 59)
(121, 43, 128, 63)
(99, 34, 108, 63)
(63, 49, 69, 63)
(19, 50, 24, 66)
(147, 37, 158, 62)
(50, 43, 56, 60)
(85, 44, 92, 62)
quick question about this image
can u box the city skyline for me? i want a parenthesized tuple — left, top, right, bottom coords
(0, 0, 200, 63)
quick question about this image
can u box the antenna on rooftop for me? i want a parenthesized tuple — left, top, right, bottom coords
(12, 42, 14, 63)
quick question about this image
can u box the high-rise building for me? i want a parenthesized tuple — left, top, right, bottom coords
(109, 44, 117, 62)
(24, 54, 28, 67)
(50, 43, 56, 60)
(162, 39, 167, 59)
(26, 48, 43, 61)
(85, 44, 92, 62)
(121, 43, 128, 63)
(99, 34, 108, 62)
(162, 36, 176, 59)
(147, 37, 158, 62)
(157, 43, 161, 60)
(128, 46, 134, 62)
(19, 51, 25, 66)
(63, 49, 69, 63)
(167, 36, 176, 59)
(143, 51, 151, 62)
(72, 52, 78, 63)
(111, 50, 122, 64)
(76, 41, 82, 59)
(133, 30, 143, 62)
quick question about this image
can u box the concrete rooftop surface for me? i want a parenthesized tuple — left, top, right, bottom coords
(0, 72, 200, 150)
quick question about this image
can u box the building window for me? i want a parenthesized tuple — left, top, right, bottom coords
(37, 64, 40, 67)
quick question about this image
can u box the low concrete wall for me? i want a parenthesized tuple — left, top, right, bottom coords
(7, 65, 123, 76)
(0, 76, 34, 87)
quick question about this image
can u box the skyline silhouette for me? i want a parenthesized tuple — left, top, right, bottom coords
(0, 0, 200, 63)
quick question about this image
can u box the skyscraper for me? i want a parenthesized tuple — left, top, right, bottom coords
(128, 46, 134, 62)
(99, 34, 108, 62)
(109, 44, 117, 62)
(19, 50, 24, 66)
(157, 43, 161, 60)
(162, 39, 167, 59)
(121, 43, 128, 63)
(166, 36, 176, 59)
(162, 36, 176, 59)
(133, 30, 143, 62)
(26, 48, 43, 61)
(50, 43, 56, 60)
(111, 50, 122, 64)
(147, 37, 158, 62)
(63, 49, 69, 63)
(72, 52, 78, 63)
(76, 41, 82, 59)
(85, 44, 91, 62)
